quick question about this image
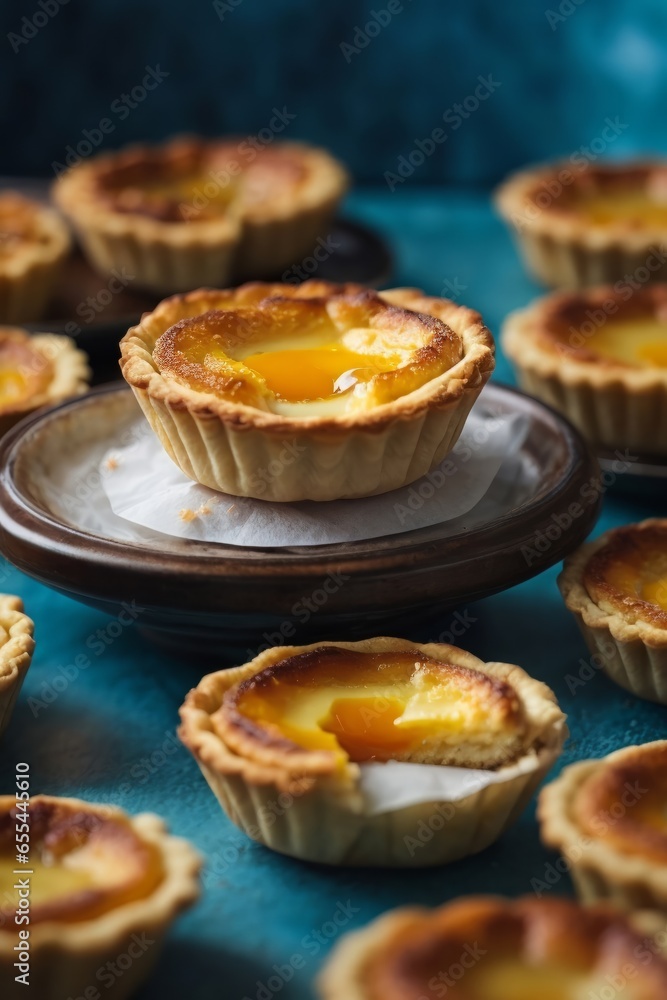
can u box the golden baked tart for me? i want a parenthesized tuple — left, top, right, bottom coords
(120, 281, 494, 501)
(178, 637, 566, 867)
(318, 894, 667, 999)
(0, 795, 200, 1000)
(0, 596, 34, 739)
(539, 741, 667, 912)
(495, 160, 667, 288)
(0, 326, 90, 436)
(559, 519, 667, 703)
(0, 192, 70, 323)
(502, 283, 667, 454)
(53, 137, 348, 293)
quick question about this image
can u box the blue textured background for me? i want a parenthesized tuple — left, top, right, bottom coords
(2, 3, 667, 996)
(3, 0, 667, 181)
(0, 190, 665, 998)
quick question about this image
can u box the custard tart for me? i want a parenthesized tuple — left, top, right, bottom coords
(53, 137, 348, 293)
(318, 894, 667, 1000)
(0, 596, 34, 739)
(0, 326, 90, 436)
(0, 795, 200, 1000)
(178, 637, 566, 867)
(502, 283, 667, 454)
(495, 160, 667, 288)
(0, 192, 70, 323)
(540, 741, 667, 912)
(559, 519, 667, 703)
(120, 281, 494, 501)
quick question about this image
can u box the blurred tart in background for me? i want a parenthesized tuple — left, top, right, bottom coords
(119, 280, 494, 502)
(540, 740, 667, 912)
(502, 283, 667, 455)
(559, 519, 667, 703)
(53, 136, 349, 293)
(318, 894, 667, 999)
(0, 794, 200, 1000)
(0, 595, 34, 739)
(0, 192, 71, 323)
(0, 327, 90, 436)
(495, 160, 667, 289)
(178, 636, 566, 866)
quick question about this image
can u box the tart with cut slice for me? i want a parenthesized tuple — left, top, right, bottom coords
(0, 191, 71, 323)
(559, 519, 667, 703)
(0, 795, 200, 1000)
(53, 137, 348, 293)
(539, 741, 667, 912)
(0, 595, 34, 739)
(119, 280, 494, 501)
(318, 894, 667, 1000)
(178, 637, 566, 867)
(495, 159, 667, 288)
(502, 283, 667, 454)
(0, 326, 90, 436)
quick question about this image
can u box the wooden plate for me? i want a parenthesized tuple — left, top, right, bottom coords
(0, 382, 601, 660)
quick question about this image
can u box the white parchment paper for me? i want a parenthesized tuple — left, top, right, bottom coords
(357, 750, 555, 815)
(99, 405, 530, 547)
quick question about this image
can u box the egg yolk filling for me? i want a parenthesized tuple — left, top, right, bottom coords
(224, 648, 523, 767)
(568, 189, 667, 228)
(599, 548, 667, 613)
(574, 747, 667, 864)
(456, 961, 591, 999)
(572, 317, 667, 369)
(0, 801, 164, 926)
(152, 293, 455, 417)
(0, 338, 52, 411)
(240, 343, 395, 402)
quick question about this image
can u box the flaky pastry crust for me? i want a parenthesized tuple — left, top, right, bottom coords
(178, 637, 565, 866)
(0, 595, 34, 738)
(0, 795, 200, 1000)
(120, 281, 494, 501)
(502, 285, 667, 453)
(318, 895, 667, 1000)
(495, 160, 667, 288)
(53, 137, 348, 293)
(559, 520, 667, 702)
(539, 741, 667, 912)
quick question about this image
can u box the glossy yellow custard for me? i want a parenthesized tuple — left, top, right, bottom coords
(601, 555, 667, 612)
(241, 343, 395, 403)
(0, 334, 51, 412)
(220, 647, 525, 768)
(108, 175, 236, 222)
(573, 743, 667, 864)
(459, 961, 588, 999)
(0, 798, 164, 926)
(579, 317, 667, 368)
(584, 522, 667, 625)
(569, 190, 667, 228)
(153, 291, 457, 418)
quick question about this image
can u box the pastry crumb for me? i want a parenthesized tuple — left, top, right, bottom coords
(179, 499, 219, 522)
(104, 456, 119, 471)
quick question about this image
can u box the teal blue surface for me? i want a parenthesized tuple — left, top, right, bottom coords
(1, 190, 665, 1000)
